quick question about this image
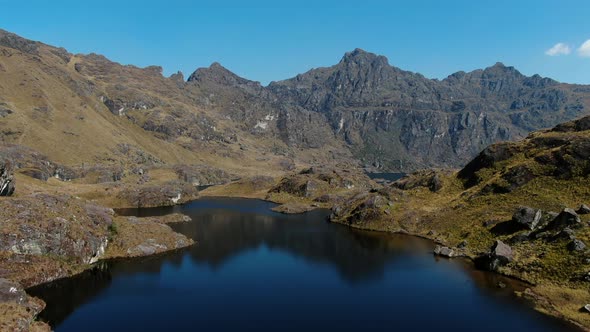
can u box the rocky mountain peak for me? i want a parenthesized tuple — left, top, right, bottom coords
(339, 48, 389, 68)
(482, 62, 524, 79)
(187, 62, 260, 88)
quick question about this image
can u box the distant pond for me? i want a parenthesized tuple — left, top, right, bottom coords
(29, 197, 580, 331)
(366, 172, 406, 183)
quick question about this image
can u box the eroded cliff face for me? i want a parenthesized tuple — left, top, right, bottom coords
(266, 49, 588, 170)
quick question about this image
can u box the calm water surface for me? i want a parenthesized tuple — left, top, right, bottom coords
(29, 197, 579, 332)
(366, 172, 406, 183)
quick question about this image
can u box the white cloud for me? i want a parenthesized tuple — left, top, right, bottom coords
(578, 39, 590, 58)
(545, 42, 571, 56)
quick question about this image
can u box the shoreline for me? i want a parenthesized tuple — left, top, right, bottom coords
(328, 215, 589, 332)
(9, 188, 589, 331)
(198, 188, 590, 331)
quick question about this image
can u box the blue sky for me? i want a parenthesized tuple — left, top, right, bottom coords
(1, 0, 589, 85)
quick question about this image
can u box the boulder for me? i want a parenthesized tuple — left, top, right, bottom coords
(434, 245, 455, 257)
(583, 304, 590, 314)
(547, 208, 582, 230)
(491, 240, 513, 262)
(475, 240, 513, 271)
(552, 227, 576, 241)
(568, 239, 587, 252)
(0, 158, 15, 196)
(512, 207, 542, 230)
(577, 204, 590, 215)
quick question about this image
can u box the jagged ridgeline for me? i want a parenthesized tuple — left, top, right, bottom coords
(1, 30, 589, 171)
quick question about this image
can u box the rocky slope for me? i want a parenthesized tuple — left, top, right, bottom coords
(268, 49, 590, 170)
(1, 30, 589, 174)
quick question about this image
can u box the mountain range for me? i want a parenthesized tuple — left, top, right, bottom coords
(1, 29, 589, 172)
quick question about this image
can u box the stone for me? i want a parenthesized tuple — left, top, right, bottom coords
(568, 239, 587, 252)
(577, 204, 590, 215)
(0, 278, 27, 304)
(512, 207, 542, 230)
(475, 240, 513, 271)
(0, 158, 15, 196)
(491, 240, 513, 262)
(583, 304, 590, 314)
(548, 208, 582, 229)
(434, 245, 455, 257)
(457, 240, 468, 249)
(552, 227, 576, 241)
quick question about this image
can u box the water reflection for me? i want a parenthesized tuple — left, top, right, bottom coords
(29, 198, 580, 332)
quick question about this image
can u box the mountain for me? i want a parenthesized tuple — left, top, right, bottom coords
(1, 29, 589, 173)
(267, 49, 590, 170)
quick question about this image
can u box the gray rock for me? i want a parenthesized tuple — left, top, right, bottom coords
(434, 245, 455, 257)
(512, 207, 542, 230)
(0, 158, 15, 196)
(583, 304, 590, 314)
(568, 239, 587, 252)
(548, 208, 582, 229)
(475, 240, 513, 271)
(552, 227, 576, 241)
(0, 278, 27, 304)
(577, 204, 590, 215)
(492, 240, 513, 262)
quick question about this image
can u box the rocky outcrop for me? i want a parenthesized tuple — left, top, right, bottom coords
(116, 181, 198, 208)
(0, 194, 112, 265)
(0, 29, 40, 54)
(392, 170, 444, 192)
(0, 145, 80, 182)
(330, 193, 391, 225)
(0, 157, 14, 196)
(105, 216, 194, 259)
(174, 164, 233, 186)
(0, 278, 50, 332)
(269, 168, 371, 200)
(271, 202, 315, 214)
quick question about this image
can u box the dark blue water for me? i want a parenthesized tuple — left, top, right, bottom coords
(366, 172, 406, 183)
(29, 198, 579, 332)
